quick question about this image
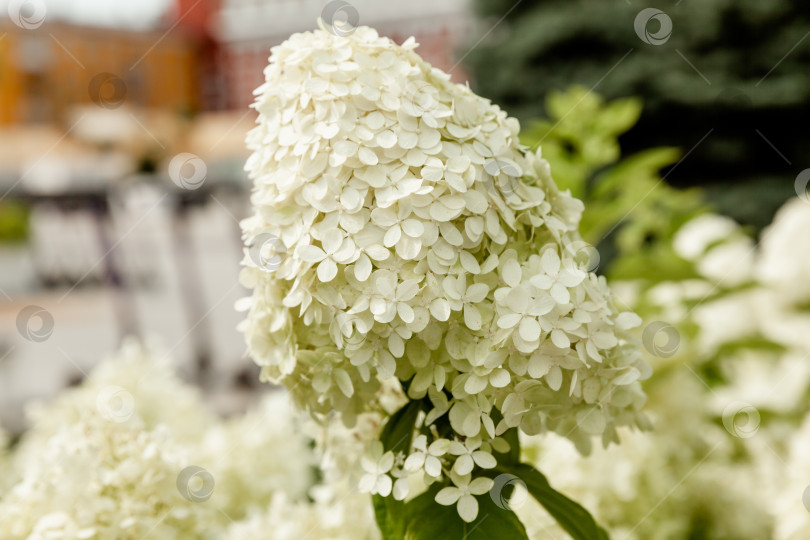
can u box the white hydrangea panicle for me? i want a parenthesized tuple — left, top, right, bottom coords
(240, 23, 648, 521)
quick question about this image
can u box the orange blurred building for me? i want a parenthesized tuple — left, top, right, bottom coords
(0, 20, 200, 125)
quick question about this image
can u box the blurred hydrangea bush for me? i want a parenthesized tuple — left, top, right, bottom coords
(0, 341, 378, 540)
(2, 43, 810, 540)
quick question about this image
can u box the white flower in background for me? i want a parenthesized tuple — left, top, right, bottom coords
(768, 416, 810, 540)
(196, 392, 316, 521)
(359, 441, 395, 496)
(0, 416, 211, 540)
(673, 213, 754, 287)
(519, 372, 775, 540)
(673, 213, 738, 261)
(757, 198, 810, 301)
(0, 341, 348, 540)
(22, 338, 214, 447)
(239, 23, 647, 521)
(223, 487, 379, 540)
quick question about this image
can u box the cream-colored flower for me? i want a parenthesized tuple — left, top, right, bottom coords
(435, 474, 494, 523)
(239, 22, 648, 521)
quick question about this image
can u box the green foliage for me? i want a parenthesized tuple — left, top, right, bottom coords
(490, 464, 609, 540)
(520, 87, 705, 280)
(0, 200, 29, 243)
(373, 400, 609, 540)
(465, 0, 810, 228)
(400, 484, 529, 540)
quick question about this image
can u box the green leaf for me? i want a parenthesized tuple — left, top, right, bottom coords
(373, 493, 405, 540)
(402, 484, 529, 540)
(494, 463, 610, 540)
(380, 399, 422, 454)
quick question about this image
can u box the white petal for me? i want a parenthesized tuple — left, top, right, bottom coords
(317, 259, 338, 282)
(401, 218, 424, 237)
(359, 147, 379, 166)
(546, 365, 563, 391)
(457, 494, 479, 523)
(358, 474, 377, 493)
(435, 487, 462, 506)
(333, 368, 354, 397)
(473, 451, 497, 469)
(322, 229, 344, 254)
(616, 311, 642, 330)
(469, 477, 495, 495)
(430, 298, 451, 321)
(384, 225, 402, 248)
(464, 374, 488, 395)
(551, 329, 570, 349)
(489, 368, 510, 388)
(355, 253, 372, 281)
(425, 455, 442, 477)
(463, 304, 482, 331)
(541, 249, 561, 275)
(550, 283, 570, 305)
(502, 259, 522, 287)
(397, 302, 415, 323)
(465, 283, 489, 303)
(497, 313, 522, 330)
(297, 244, 326, 262)
(375, 475, 393, 497)
(404, 453, 426, 472)
(519, 317, 541, 342)
(453, 454, 474, 475)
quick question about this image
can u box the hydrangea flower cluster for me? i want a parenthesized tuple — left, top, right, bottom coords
(0, 341, 344, 540)
(239, 24, 648, 521)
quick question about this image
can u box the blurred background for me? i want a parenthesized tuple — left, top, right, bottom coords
(0, 0, 806, 435)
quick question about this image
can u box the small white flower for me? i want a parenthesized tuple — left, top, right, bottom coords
(435, 474, 494, 523)
(359, 442, 395, 496)
(530, 249, 586, 305)
(404, 435, 450, 477)
(448, 436, 497, 475)
(297, 230, 358, 282)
